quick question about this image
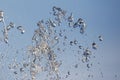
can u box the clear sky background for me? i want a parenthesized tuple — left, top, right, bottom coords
(0, 0, 120, 80)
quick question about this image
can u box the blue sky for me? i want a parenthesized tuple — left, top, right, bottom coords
(0, 0, 120, 80)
